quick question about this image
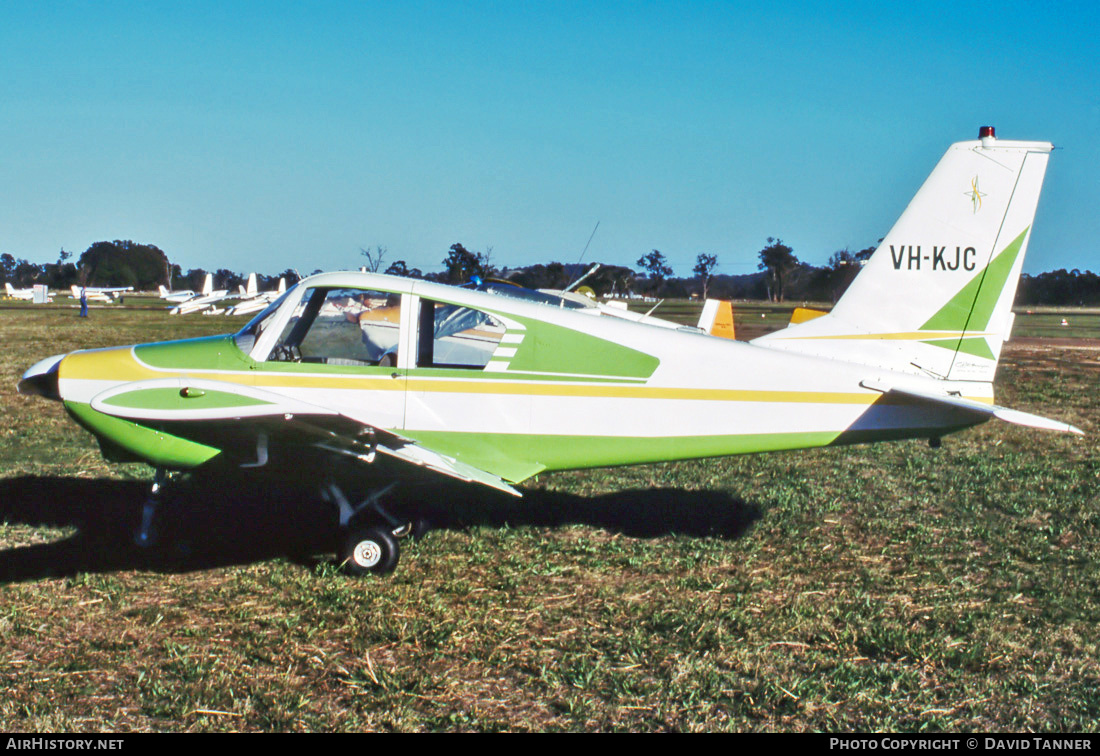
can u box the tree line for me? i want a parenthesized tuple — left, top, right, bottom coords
(2, 239, 1096, 306)
(0, 241, 299, 296)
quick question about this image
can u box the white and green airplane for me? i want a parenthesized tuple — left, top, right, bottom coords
(18, 127, 1081, 575)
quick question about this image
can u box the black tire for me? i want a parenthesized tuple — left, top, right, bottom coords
(410, 516, 432, 540)
(340, 525, 400, 576)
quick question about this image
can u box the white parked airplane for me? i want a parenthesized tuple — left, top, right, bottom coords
(168, 274, 229, 315)
(6, 283, 41, 300)
(224, 274, 288, 316)
(70, 285, 133, 303)
(158, 284, 197, 303)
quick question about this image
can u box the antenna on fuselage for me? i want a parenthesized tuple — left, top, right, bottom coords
(577, 220, 600, 264)
(564, 263, 601, 293)
(564, 221, 601, 291)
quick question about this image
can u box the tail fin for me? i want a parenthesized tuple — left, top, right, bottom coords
(697, 299, 736, 339)
(754, 129, 1053, 382)
(202, 273, 213, 296)
(5, 283, 14, 295)
(158, 285, 169, 297)
(790, 307, 827, 325)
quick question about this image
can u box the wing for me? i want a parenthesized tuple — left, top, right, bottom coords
(89, 378, 522, 496)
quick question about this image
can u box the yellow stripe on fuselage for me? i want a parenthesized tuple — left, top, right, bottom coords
(776, 331, 993, 341)
(403, 379, 875, 404)
(61, 347, 164, 382)
(63, 345, 995, 407)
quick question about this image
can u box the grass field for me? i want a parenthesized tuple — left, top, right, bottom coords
(0, 301, 1097, 732)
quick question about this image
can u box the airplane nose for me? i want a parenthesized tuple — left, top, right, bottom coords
(18, 353, 66, 400)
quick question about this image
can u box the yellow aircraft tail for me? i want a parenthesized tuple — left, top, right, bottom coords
(698, 299, 736, 340)
(789, 307, 827, 325)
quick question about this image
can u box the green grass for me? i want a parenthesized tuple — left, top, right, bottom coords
(1010, 307, 1100, 340)
(0, 302, 1097, 731)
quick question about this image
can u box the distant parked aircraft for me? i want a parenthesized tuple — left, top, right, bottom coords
(6, 283, 43, 301)
(224, 274, 288, 316)
(168, 274, 229, 315)
(158, 284, 197, 303)
(70, 285, 133, 303)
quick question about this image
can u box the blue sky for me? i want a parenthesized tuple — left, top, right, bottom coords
(2, 1, 1097, 278)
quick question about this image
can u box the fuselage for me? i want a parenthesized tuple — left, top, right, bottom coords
(27, 271, 993, 483)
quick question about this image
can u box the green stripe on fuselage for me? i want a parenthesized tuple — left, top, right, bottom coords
(501, 315, 660, 380)
(135, 335, 253, 371)
(65, 401, 222, 469)
(402, 429, 847, 483)
(102, 388, 271, 411)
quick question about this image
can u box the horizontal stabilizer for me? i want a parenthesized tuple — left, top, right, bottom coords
(860, 379, 1083, 435)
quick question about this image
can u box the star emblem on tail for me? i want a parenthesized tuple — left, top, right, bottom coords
(966, 176, 987, 213)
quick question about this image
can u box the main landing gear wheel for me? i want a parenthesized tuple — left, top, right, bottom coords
(340, 526, 400, 576)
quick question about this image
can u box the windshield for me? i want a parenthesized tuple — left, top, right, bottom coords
(233, 283, 298, 354)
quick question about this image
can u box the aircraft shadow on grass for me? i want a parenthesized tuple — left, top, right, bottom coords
(0, 475, 761, 583)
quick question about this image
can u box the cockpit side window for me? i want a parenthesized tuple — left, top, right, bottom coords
(416, 299, 505, 369)
(267, 287, 402, 366)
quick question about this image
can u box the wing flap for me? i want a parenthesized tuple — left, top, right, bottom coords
(285, 414, 520, 496)
(375, 443, 521, 496)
